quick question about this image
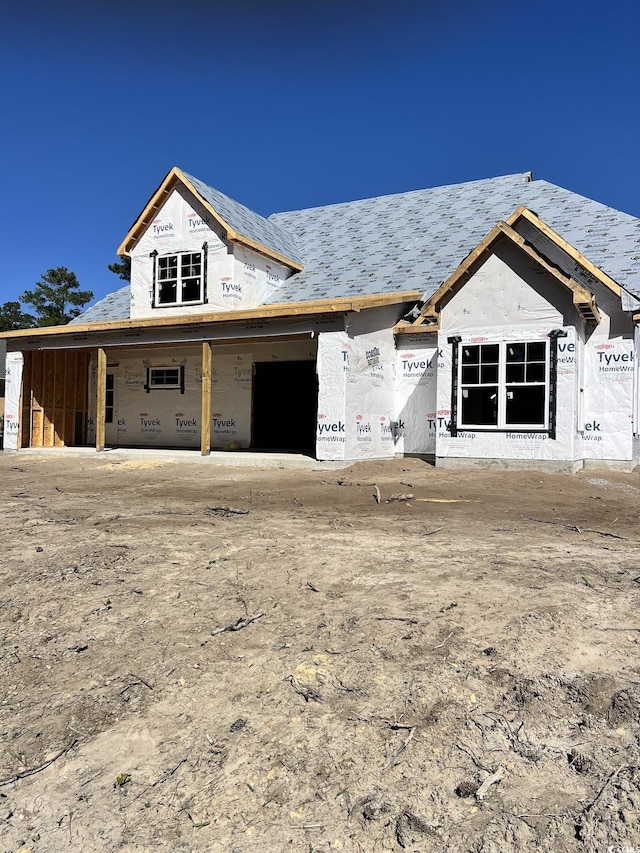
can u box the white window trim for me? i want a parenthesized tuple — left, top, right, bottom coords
(155, 250, 205, 307)
(457, 339, 550, 431)
(146, 366, 184, 392)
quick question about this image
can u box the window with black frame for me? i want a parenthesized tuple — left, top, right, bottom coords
(156, 252, 203, 305)
(458, 340, 549, 430)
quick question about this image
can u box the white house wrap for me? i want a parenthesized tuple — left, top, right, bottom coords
(4, 167, 640, 471)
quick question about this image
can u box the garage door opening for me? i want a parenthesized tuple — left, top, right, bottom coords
(252, 361, 317, 452)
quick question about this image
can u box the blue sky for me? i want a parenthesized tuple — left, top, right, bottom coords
(1, 0, 639, 311)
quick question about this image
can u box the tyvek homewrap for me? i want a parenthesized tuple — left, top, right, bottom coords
(316, 332, 348, 461)
(435, 327, 578, 463)
(3, 352, 23, 450)
(316, 327, 396, 461)
(129, 187, 291, 319)
(108, 354, 202, 448)
(88, 351, 253, 449)
(210, 354, 252, 448)
(438, 249, 569, 337)
(344, 328, 395, 459)
(394, 344, 439, 455)
(582, 337, 634, 461)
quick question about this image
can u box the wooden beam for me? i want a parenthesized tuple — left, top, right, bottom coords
(394, 322, 439, 335)
(117, 168, 181, 256)
(201, 341, 212, 456)
(497, 223, 575, 289)
(96, 348, 106, 452)
(0, 291, 423, 342)
(514, 208, 621, 296)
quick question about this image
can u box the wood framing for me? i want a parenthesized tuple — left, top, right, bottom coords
(20, 350, 90, 448)
(506, 207, 621, 297)
(96, 348, 106, 452)
(117, 167, 304, 271)
(1, 291, 423, 344)
(201, 341, 212, 456)
(396, 207, 608, 334)
(496, 222, 602, 325)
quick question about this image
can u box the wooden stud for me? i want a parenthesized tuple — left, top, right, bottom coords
(201, 341, 212, 456)
(31, 352, 44, 448)
(17, 355, 25, 450)
(96, 348, 107, 452)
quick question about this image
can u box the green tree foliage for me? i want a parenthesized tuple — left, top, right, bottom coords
(108, 256, 131, 281)
(0, 301, 36, 331)
(21, 267, 93, 327)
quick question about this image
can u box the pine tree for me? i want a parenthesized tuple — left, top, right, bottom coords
(0, 301, 36, 331)
(22, 267, 93, 327)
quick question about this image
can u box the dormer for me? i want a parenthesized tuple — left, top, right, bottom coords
(118, 167, 303, 320)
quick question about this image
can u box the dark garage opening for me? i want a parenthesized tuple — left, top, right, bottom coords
(252, 360, 318, 452)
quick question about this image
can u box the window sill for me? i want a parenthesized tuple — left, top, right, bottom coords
(154, 301, 205, 309)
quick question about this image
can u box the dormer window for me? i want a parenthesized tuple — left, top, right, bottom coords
(155, 251, 205, 306)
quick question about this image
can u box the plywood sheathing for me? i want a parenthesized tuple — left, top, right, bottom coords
(21, 350, 90, 448)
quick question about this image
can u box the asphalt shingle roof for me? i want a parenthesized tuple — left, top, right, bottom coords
(182, 171, 302, 265)
(77, 172, 640, 323)
(71, 285, 131, 324)
(267, 172, 640, 304)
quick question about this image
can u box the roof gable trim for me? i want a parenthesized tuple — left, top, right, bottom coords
(398, 207, 610, 333)
(117, 167, 303, 271)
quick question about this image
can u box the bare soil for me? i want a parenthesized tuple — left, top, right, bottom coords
(1, 453, 640, 852)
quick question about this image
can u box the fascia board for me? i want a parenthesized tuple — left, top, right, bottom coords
(0, 291, 423, 344)
(117, 167, 303, 271)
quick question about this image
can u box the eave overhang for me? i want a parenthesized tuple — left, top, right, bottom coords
(1, 291, 422, 346)
(117, 166, 304, 272)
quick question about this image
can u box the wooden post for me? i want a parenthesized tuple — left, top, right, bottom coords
(201, 341, 212, 456)
(96, 348, 106, 451)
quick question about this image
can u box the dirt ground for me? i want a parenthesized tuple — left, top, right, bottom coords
(1, 452, 640, 853)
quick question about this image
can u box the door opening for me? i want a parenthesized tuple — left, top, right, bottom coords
(252, 361, 317, 452)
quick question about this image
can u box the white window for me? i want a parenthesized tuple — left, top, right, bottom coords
(146, 366, 184, 392)
(155, 251, 204, 306)
(458, 340, 549, 430)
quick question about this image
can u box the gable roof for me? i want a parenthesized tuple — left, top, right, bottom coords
(399, 207, 605, 332)
(117, 166, 303, 269)
(82, 170, 640, 324)
(267, 172, 640, 305)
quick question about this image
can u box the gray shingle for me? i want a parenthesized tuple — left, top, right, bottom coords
(71, 285, 131, 324)
(182, 171, 302, 265)
(79, 171, 640, 323)
(267, 173, 640, 304)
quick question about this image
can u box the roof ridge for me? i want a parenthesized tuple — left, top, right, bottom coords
(269, 171, 533, 220)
